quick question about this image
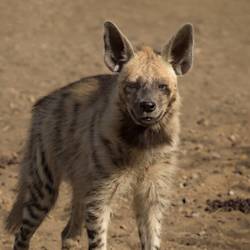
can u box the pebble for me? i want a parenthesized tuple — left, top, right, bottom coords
(240, 154, 248, 161)
(196, 118, 209, 126)
(194, 144, 204, 151)
(234, 165, 246, 175)
(179, 182, 188, 188)
(228, 134, 237, 142)
(182, 198, 187, 204)
(192, 173, 200, 180)
(192, 212, 200, 218)
(210, 152, 221, 160)
(197, 230, 206, 236)
(119, 225, 126, 230)
(28, 95, 36, 103)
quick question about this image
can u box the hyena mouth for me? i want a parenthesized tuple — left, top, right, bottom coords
(130, 110, 163, 126)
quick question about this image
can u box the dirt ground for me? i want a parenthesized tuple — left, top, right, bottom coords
(0, 0, 250, 249)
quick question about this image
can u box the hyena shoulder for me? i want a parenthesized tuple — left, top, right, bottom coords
(33, 74, 116, 114)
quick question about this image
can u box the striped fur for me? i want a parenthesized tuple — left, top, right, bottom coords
(6, 22, 194, 250)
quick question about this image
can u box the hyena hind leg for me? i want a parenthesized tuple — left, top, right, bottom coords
(11, 156, 59, 249)
(61, 186, 85, 250)
(13, 180, 59, 250)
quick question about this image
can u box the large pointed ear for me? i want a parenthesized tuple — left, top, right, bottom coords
(162, 24, 194, 75)
(104, 21, 134, 72)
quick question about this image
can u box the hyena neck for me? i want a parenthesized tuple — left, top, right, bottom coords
(117, 110, 179, 150)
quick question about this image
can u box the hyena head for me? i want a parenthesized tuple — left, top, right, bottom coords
(104, 21, 194, 128)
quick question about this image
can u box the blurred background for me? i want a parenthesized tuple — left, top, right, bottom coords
(0, 0, 249, 249)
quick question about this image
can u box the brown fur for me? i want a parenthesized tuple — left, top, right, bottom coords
(6, 22, 193, 250)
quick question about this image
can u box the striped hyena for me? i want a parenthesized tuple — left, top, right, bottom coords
(6, 21, 194, 250)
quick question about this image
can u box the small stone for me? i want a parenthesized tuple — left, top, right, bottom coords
(192, 173, 200, 180)
(228, 190, 235, 196)
(28, 95, 36, 103)
(119, 225, 126, 230)
(234, 165, 246, 175)
(228, 134, 237, 143)
(182, 198, 187, 204)
(240, 154, 248, 161)
(179, 182, 188, 188)
(210, 152, 221, 159)
(194, 144, 204, 151)
(197, 230, 206, 236)
(196, 118, 209, 126)
(192, 212, 200, 218)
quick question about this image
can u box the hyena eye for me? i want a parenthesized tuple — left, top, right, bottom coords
(158, 84, 170, 94)
(125, 82, 140, 92)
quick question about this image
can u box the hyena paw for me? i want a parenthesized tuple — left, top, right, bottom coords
(62, 238, 81, 250)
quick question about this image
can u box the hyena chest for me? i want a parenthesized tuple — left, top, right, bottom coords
(104, 140, 172, 170)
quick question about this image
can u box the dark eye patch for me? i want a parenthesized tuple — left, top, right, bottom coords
(156, 81, 171, 95)
(124, 81, 141, 93)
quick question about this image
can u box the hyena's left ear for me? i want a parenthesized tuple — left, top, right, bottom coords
(104, 21, 135, 72)
(162, 24, 194, 75)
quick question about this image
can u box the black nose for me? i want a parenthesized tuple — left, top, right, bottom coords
(140, 101, 156, 113)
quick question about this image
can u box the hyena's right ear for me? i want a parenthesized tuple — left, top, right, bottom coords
(104, 21, 134, 72)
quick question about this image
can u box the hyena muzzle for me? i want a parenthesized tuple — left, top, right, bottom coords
(6, 21, 194, 250)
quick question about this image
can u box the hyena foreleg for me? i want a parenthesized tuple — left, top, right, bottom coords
(84, 179, 117, 250)
(134, 181, 166, 250)
(12, 147, 59, 250)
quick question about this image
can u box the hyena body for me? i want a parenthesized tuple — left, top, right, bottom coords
(6, 22, 194, 250)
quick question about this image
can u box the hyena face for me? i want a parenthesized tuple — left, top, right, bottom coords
(118, 49, 177, 126)
(104, 21, 193, 127)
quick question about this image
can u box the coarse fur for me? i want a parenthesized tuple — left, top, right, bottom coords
(6, 21, 194, 250)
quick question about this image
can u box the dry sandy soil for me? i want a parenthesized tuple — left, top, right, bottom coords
(0, 0, 250, 249)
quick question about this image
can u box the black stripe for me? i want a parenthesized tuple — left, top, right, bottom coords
(45, 183, 54, 195)
(22, 219, 36, 228)
(41, 150, 53, 185)
(20, 227, 31, 241)
(86, 211, 98, 223)
(30, 188, 38, 203)
(92, 150, 102, 169)
(54, 94, 68, 151)
(90, 114, 103, 170)
(89, 238, 102, 250)
(26, 205, 40, 220)
(44, 164, 54, 185)
(100, 135, 126, 167)
(32, 183, 44, 200)
(16, 240, 28, 248)
(141, 243, 145, 250)
(70, 102, 81, 134)
(100, 136, 116, 163)
(32, 203, 49, 213)
(33, 169, 43, 187)
(87, 229, 97, 241)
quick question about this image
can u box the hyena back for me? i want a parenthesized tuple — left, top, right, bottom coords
(6, 21, 194, 250)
